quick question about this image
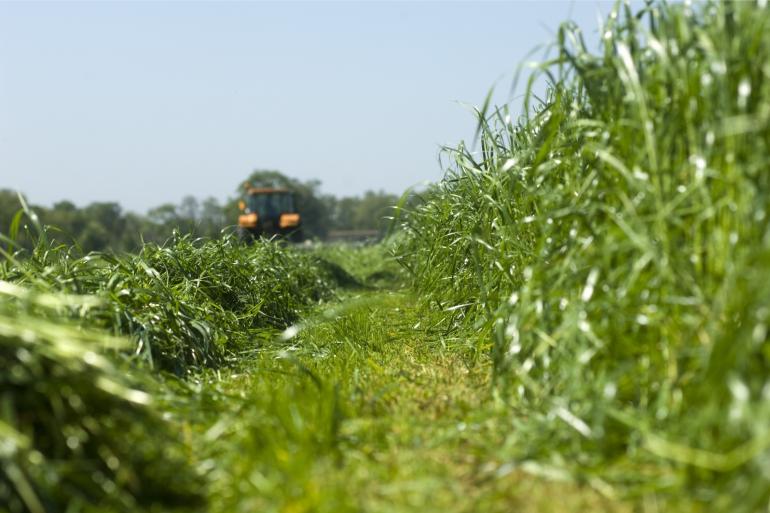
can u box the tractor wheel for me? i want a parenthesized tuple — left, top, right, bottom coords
(290, 229, 304, 244)
(237, 228, 255, 244)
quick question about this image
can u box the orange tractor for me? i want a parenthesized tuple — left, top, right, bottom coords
(237, 185, 303, 241)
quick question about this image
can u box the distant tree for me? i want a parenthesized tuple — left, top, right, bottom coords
(79, 220, 111, 252)
(353, 190, 399, 232)
(84, 202, 124, 234)
(0, 189, 22, 235)
(147, 203, 178, 226)
(1, 175, 399, 253)
(328, 196, 357, 231)
(120, 212, 152, 249)
(52, 200, 77, 213)
(325, 190, 399, 234)
(43, 201, 85, 247)
(199, 197, 226, 238)
(177, 196, 200, 221)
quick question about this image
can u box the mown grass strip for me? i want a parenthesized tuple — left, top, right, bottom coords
(169, 290, 629, 513)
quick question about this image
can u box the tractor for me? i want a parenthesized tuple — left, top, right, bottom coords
(237, 185, 303, 242)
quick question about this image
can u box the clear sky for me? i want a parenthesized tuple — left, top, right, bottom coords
(0, 1, 614, 213)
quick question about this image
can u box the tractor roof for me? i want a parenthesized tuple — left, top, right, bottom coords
(246, 187, 292, 195)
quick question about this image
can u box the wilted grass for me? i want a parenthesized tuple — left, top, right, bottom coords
(0, 285, 204, 512)
(397, 1, 770, 510)
(0, 221, 341, 511)
(2, 230, 337, 374)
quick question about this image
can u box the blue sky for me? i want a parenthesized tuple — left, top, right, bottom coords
(0, 1, 614, 213)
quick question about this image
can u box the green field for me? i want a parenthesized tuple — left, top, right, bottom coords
(3, 2, 770, 512)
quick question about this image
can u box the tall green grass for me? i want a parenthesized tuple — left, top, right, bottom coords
(398, 1, 770, 509)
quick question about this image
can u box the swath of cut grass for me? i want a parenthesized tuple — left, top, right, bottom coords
(2, 224, 338, 374)
(0, 216, 345, 511)
(0, 285, 205, 513)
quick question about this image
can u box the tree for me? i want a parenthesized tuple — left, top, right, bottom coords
(79, 220, 111, 252)
(199, 197, 226, 238)
(177, 196, 200, 222)
(1, 174, 399, 253)
(83, 203, 124, 234)
(147, 204, 178, 226)
(324, 190, 399, 234)
(44, 201, 86, 247)
(353, 190, 399, 233)
(0, 189, 22, 235)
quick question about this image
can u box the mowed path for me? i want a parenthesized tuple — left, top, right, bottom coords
(178, 290, 630, 513)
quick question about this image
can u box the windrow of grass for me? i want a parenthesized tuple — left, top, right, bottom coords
(1, 230, 336, 374)
(0, 287, 205, 513)
(0, 223, 342, 512)
(397, 1, 770, 510)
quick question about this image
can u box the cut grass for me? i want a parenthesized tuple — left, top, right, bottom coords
(0, 286, 204, 512)
(0, 225, 342, 511)
(0, 234, 644, 512)
(2, 232, 337, 374)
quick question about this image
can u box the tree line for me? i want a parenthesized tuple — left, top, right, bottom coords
(0, 170, 399, 252)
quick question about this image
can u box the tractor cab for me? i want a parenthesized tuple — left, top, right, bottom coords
(238, 186, 302, 241)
